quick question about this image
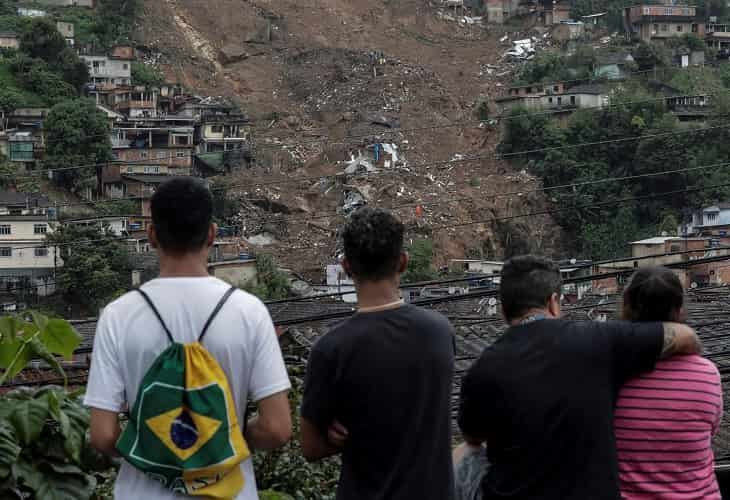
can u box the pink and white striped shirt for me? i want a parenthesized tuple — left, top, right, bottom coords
(615, 355, 723, 500)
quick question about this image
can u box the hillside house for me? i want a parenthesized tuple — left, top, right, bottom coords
(707, 22, 730, 50)
(81, 47, 133, 88)
(552, 21, 585, 41)
(649, 81, 710, 120)
(17, 8, 46, 17)
(543, 1, 571, 25)
(62, 215, 151, 236)
(682, 204, 730, 236)
(0, 192, 57, 297)
(594, 53, 635, 80)
(624, 3, 704, 43)
(110, 126, 194, 172)
(0, 32, 18, 49)
(208, 259, 258, 288)
(36, 0, 94, 6)
(56, 21, 74, 46)
(543, 84, 609, 111)
(4, 132, 43, 167)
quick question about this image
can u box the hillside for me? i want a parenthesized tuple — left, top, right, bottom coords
(135, 0, 563, 277)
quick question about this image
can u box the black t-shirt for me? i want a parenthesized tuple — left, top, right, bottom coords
(301, 304, 455, 500)
(458, 319, 663, 500)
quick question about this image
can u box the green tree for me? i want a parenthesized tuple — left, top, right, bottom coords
(132, 61, 164, 87)
(0, 88, 21, 130)
(402, 239, 438, 283)
(44, 99, 111, 189)
(245, 254, 291, 300)
(632, 41, 667, 70)
(20, 17, 66, 62)
(47, 225, 131, 314)
(54, 47, 90, 92)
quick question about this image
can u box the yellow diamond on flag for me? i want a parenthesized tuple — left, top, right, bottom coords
(146, 407, 222, 462)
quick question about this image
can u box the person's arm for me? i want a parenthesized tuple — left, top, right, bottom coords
(245, 391, 292, 450)
(246, 306, 293, 451)
(608, 321, 700, 384)
(90, 408, 122, 457)
(300, 337, 341, 462)
(659, 322, 701, 359)
(83, 308, 126, 457)
(457, 355, 490, 446)
(301, 418, 343, 462)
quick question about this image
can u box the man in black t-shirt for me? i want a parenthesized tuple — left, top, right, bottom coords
(301, 208, 455, 500)
(456, 256, 701, 500)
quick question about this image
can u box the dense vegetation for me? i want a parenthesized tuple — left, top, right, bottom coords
(500, 89, 730, 258)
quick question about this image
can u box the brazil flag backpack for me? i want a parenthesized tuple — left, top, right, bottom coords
(116, 286, 251, 498)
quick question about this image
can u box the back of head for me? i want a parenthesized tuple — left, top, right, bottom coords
(151, 177, 213, 255)
(623, 267, 684, 322)
(500, 255, 561, 321)
(342, 207, 405, 282)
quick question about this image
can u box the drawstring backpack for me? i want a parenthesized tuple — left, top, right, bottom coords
(116, 286, 251, 498)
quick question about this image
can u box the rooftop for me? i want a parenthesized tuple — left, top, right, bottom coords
(631, 236, 707, 244)
(563, 83, 607, 95)
(0, 191, 51, 208)
(121, 174, 174, 184)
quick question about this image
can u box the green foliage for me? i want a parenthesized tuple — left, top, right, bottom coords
(402, 239, 438, 283)
(0, 87, 21, 129)
(44, 99, 111, 189)
(498, 91, 730, 258)
(669, 66, 723, 94)
(54, 48, 90, 92)
(18, 62, 76, 105)
(0, 386, 115, 500)
(20, 18, 66, 63)
(244, 254, 291, 300)
(632, 42, 668, 70)
(258, 490, 294, 500)
(515, 52, 569, 85)
(94, 0, 140, 47)
(253, 363, 339, 500)
(0, 312, 81, 385)
(131, 61, 164, 87)
(47, 225, 131, 314)
(96, 199, 139, 216)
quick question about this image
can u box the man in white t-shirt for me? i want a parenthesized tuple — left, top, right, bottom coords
(84, 177, 292, 500)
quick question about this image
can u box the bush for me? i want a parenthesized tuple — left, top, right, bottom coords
(402, 239, 438, 283)
(131, 61, 164, 87)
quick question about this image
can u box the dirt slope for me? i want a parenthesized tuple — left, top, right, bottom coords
(136, 0, 563, 279)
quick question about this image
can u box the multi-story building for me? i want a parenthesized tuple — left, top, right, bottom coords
(624, 2, 704, 43)
(0, 192, 58, 297)
(81, 46, 134, 88)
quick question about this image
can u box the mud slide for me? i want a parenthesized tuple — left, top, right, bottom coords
(164, 0, 224, 74)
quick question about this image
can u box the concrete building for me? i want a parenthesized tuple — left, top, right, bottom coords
(624, 3, 704, 43)
(594, 53, 636, 80)
(0, 32, 19, 49)
(56, 21, 74, 46)
(81, 48, 133, 87)
(682, 204, 730, 236)
(707, 22, 730, 50)
(208, 259, 258, 288)
(36, 0, 94, 6)
(0, 192, 58, 297)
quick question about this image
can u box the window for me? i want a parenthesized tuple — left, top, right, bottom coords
(548, 97, 553, 103)
(123, 63, 129, 70)
(665, 7, 672, 15)
(33, 224, 46, 235)
(0, 248, 11, 257)
(140, 151, 148, 160)
(677, 24, 683, 32)
(692, 23, 698, 33)
(157, 151, 167, 159)
(176, 151, 187, 158)
(553, 85, 559, 92)
(557, 97, 562, 105)
(661, 24, 668, 32)
(0, 225, 11, 235)
(211, 125, 224, 134)
(670, 244, 681, 252)
(570, 95, 576, 105)
(144, 166, 160, 174)
(34, 247, 47, 257)
(653, 23, 659, 33)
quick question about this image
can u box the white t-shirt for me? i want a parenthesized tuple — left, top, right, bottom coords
(84, 277, 291, 500)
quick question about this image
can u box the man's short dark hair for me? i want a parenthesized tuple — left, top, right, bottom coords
(151, 177, 213, 255)
(342, 207, 404, 281)
(500, 255, 562, 321)
(623, 267, 684, 322)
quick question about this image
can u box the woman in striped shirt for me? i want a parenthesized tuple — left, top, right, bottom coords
(616, 267, 722, 499)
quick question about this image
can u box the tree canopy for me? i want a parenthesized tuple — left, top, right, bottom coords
(44, 99, 111, 189)
(47, 225, 131, 314)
